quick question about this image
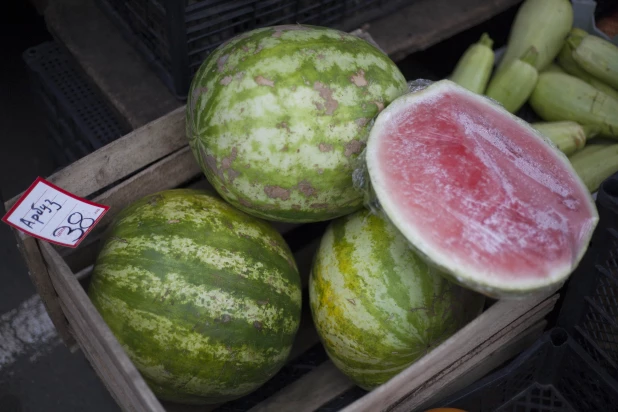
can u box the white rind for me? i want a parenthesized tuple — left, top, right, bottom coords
(365, 79, 599, 297)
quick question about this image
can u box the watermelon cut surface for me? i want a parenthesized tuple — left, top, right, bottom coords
(365, 80, 599, 298)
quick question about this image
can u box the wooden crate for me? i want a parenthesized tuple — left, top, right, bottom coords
(6, 45, 558, 412)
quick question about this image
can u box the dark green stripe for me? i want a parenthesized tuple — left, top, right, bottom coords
(90, 273, 298, 351)
(100, 227, 299, 299)
(330, 215, 418, 344)
(94, 250, 300, 316)
(92, 253, 300, 330)
(107, 189, 298, 276)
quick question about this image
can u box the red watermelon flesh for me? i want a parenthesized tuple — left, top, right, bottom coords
(365, 80, 598, 298)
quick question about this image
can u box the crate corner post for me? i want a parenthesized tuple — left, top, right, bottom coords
(11, 225, 77, 348)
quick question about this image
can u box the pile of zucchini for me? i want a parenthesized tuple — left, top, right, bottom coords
(449, 0, 618, 193)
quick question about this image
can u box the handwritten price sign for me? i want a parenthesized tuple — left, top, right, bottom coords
(2, 177, 109, 247)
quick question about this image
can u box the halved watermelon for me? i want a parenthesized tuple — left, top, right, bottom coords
(365, 80, 598, 298)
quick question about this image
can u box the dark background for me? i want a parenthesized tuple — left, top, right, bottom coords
(0, 3, 120, 412)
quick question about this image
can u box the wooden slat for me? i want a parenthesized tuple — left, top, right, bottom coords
(341, 290, 556, 412)
(14, 233, 76, 347)
(57, 297, 143, 412)
(75, 264, 94, 281)
(248, 361, 354, 412)
(369, 0, 522, 61)
(417, 319, 547, 411)
(92, 146, 201, 228)
(5, 106, 186, 210)
(392, 296, 557, 412)
(39, 241, 164, 412)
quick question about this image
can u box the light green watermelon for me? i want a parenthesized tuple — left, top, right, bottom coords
(186, 24, 408, 223)
(88, 189, 302, 405)
(309, 209, 485, 390)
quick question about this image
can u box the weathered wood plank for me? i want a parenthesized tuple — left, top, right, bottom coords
(40, 241, 164, 412)
(57, 297, 142, 412)
(15, 233, 76, 347)
(369, 0, 522, 61)
(248, 361, 354, 412)
(92, 146, 200, 228)
(5, 106, 186, 211)
(391, 296, 557, 412)
(341, 290, 556, 412)
(417, 319, 547, 411)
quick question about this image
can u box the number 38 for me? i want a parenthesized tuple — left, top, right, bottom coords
(53, 212, 95, 242)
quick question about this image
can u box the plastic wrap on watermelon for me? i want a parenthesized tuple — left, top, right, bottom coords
(354, 78, 599, 299)
(353, 79, 436, 214)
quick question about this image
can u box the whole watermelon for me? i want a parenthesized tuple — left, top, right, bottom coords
(186, 25, 408, 223)
(88, 189, 302, 404)
(309, 209, 485, 390)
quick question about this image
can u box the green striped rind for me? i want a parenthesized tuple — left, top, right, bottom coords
(186, 25, 408, 223)
(308, 209, 484, 390)
(88, 189, 302, 404)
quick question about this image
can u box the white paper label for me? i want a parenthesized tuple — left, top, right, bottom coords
(2, 177, 109, 248)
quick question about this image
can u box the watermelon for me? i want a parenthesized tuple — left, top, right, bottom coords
(364, 79, 599, 298)
(88, 189, 302, 404)
(309, 209, 484, 390)
(186, 24, 408, 223)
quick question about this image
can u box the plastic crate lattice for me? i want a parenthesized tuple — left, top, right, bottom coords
(22, 42, 130, 166)
(96, 0, 414, 98)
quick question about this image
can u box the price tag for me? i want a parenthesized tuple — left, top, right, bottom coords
(2, 177, 109, 248)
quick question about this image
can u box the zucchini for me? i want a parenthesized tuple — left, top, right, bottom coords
(568, 29, 618, 90)
(557, 31, 618, 101)
(498, 0, 573, 73)
(450, 33, 495, 94)
(532, 121, 599, 155)
(486, 47, 538, 113)
(529, 72, 618, 138)
(570, 143, 618, 193)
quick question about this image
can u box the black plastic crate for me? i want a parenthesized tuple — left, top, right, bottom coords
(557, 173, 618, 382)
(95, 0, 417, 99)
(432, 327, 618, 412)
(22, 41, 131, 168)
